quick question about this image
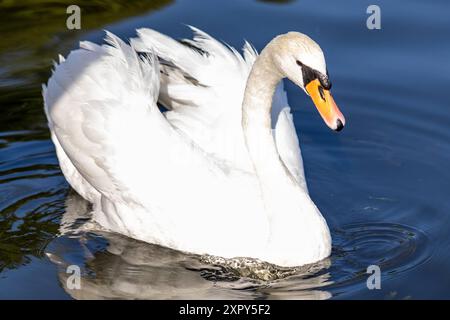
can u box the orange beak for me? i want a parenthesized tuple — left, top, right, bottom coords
(305, 79, 345, 131)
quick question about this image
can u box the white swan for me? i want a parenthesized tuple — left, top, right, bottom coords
(43, 27, 345, 267)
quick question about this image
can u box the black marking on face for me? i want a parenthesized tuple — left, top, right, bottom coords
(296, 60, 332, 90)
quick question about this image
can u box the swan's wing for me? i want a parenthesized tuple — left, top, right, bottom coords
(43, 32, 198, 208)
(43, 32, 156, 203)
(132, 26, 307, 189)
(49, 129, 101, 203)
(131, 26, 257, 171)
(132, 26, 257, 111)
(43, 54, 101, 203)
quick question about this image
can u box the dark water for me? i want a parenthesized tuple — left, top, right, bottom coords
(0, 0, 449, 299)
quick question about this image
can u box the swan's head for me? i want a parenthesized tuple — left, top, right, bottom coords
(269, 32, 345, 131)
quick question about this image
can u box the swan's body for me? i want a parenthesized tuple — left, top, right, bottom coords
(43, 27, 345, 267)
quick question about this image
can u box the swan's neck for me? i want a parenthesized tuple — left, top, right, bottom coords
(242, 46, 331, 265)
(242, 47, 300, 203)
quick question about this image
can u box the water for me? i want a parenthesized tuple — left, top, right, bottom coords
(0, 0, 449, 299)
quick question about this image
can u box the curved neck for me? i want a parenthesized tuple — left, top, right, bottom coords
(240, 39, 331, 266)
(242, 47, 306, 219)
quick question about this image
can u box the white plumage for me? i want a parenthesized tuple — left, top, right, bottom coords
(43, 27, 335, 267)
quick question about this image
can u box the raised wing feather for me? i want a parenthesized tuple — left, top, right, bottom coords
(132, 27, 306, 185)
(43, 32, 182, 207)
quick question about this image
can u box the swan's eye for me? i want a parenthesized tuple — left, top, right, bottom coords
(296, 60, 331, 89)
(318, 74, 332, 90)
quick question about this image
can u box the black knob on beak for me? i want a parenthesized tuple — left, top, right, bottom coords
(335, 119, 344, 132)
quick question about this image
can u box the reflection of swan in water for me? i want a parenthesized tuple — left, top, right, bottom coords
(47, 192, 430, 299)
(46, 191, 332, 299)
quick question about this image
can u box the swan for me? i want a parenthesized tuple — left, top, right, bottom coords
(43, 27, 345, 267)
